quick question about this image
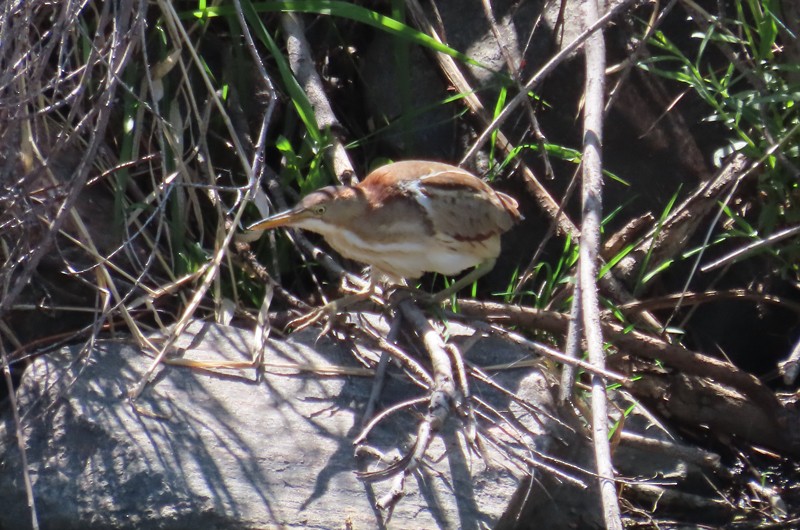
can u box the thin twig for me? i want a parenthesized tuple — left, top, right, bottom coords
(579, 0, 623, 525)
(129, 0, 265, 401)
(456, 300, 793, 432)
(701, 223, 800, 273)
(357, 299, 459, 511)
(559, 275, 583, 402)
(460, 0, 641, 164)
(467, 364, 572, 433)
(662, 121, 800, 332)
(354, 396, 428, 446)
(778, 335, 800, 386)
(604, 0, 677, 115)
(0, 341, 38, 529)
(471, 404, 588, 488)
(462, 319, 628, 382)
(478, 0, 555, 180)
(280, 13, 355, 183)
(361, 314, 404, 427)
(612, 288, 800, 315)
(355, 323, 434, 389)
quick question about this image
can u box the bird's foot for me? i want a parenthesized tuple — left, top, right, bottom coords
(287, 289, 374, 337)
(385, 286, 430, 309)
(286, 301, 343, 337)
(339, 275, 377, 297)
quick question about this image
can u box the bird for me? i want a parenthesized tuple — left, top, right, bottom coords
(248, 160, 521, 329)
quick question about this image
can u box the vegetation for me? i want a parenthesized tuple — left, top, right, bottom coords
(0, 0, 798, 527)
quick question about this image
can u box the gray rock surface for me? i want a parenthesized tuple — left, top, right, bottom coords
(0, 319, 558, 529)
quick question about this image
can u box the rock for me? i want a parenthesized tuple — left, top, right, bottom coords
(0, 320, 559, 529)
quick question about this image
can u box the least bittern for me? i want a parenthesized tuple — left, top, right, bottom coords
(248, 160, 521, 329)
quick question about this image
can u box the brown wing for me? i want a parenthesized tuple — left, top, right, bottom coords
(360, 160, 521, 241)
(417, 166, 520, 241)
(362, 160, 458, 183)
(360, 160, 461, 201)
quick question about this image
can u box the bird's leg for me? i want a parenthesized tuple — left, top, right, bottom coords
(429, 258, 497, 304)
(339, 272, 370, 295)
(288, 274, 378, 334)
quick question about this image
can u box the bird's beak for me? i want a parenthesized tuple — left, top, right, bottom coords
(247, 208, 304, 231)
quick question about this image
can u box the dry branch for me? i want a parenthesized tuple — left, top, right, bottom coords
(457, 300, 800, 454)
(612, 153, 749, 286)
(404, 0, 662, 333)
(576, 0, 623, 525)
(281, 13, 355, 183)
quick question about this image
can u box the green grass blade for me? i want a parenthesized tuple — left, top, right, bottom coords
(190, 1, 489, 70)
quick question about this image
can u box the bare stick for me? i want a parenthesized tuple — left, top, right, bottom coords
(361, 314, 405, 427)
(456, 300, 791, 430)
(559, 277, 584, 402)
(460, 0, 641, 164)
(398, 300, 456, 399)
(779, 335, 800, 386)
(0, 341, 39, 529)
(130, 0, 268, 401)
(280, 13, 355, 182)
(357, 299, 459, 511)
(470, 321, 628, 383)
(620, 431, 722, 471)
(701, 223, 800, 273)
(353, 396, 428, 447)
(579, 1, 623, 525)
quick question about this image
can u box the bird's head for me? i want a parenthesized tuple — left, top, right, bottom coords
(247, 185, 367, 237)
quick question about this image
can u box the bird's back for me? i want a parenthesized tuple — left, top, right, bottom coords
(340, 161, 520, 279)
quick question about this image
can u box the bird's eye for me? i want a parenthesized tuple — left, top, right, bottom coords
(313, 206, 326, 216)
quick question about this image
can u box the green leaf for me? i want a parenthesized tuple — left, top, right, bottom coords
(191, 1, 489, 70)
(238, 0, 323, 143)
